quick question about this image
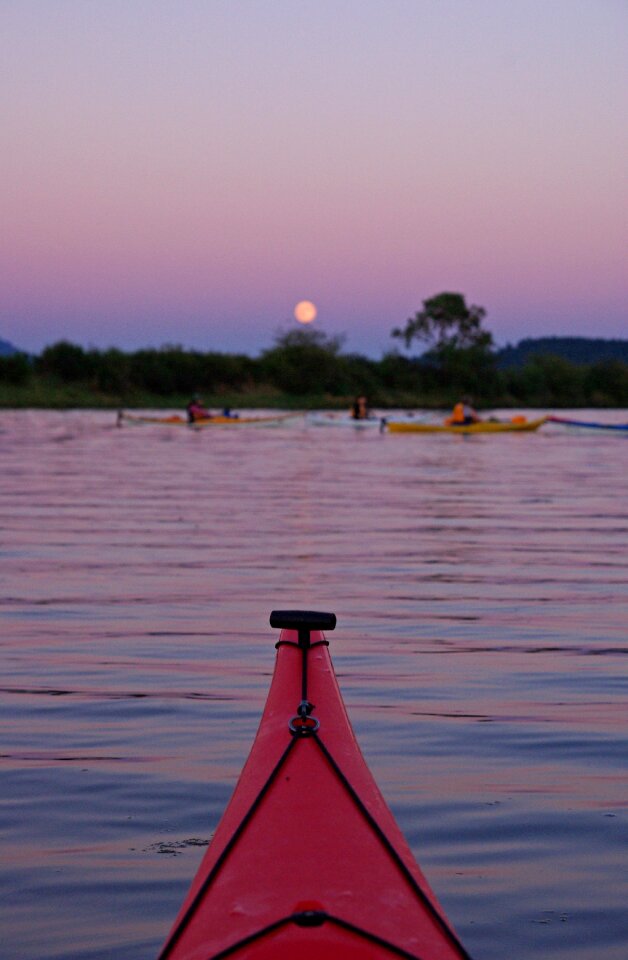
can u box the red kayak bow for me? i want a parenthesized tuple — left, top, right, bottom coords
(158, 611, 472, 960)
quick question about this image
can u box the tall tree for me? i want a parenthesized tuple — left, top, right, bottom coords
(391, 292, 497, 396)
(391, 292, 492, 353)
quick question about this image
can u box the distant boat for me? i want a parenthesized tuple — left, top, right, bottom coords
(306, 412, 425, 430)
(385, 416, 547, 434)
(547, 415, 628, 432)
(116, 411, 299, 428)
(306, 412, 384, 429)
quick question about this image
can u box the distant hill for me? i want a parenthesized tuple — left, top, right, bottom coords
(0, 338, 20, 357)
(497, 337, 628, 368)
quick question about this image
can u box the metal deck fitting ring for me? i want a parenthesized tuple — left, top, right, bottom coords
(288, 715, 320, 736)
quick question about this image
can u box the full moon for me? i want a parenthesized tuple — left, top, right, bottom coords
(294, 300, 317, 324)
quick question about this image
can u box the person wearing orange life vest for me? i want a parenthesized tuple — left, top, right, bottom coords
(445, 398, 481, 426)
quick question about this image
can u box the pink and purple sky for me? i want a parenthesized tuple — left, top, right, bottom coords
(1, 1, 626, 357)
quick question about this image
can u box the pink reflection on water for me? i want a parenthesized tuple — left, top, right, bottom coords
(0, 410, 627, 959)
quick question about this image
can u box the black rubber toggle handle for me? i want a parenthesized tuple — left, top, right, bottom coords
(270, 610, 336, 632)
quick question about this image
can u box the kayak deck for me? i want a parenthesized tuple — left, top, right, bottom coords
(159, 611, 471, 960)
(386, 416, 547, 434)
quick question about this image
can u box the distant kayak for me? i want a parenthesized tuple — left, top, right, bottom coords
(306, 412, 384, 429)
(385, 416, 547, 434)
(117, 411, 299, 428)
(158, 610, 473, 960)
(547, 415, 628, 432)
(306, 412, 426, 430)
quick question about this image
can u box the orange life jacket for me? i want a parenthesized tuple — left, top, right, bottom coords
(445, 402, 466, 425)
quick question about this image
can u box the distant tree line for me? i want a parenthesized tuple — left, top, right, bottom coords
(1, 293, 626, 407)
(497, 337, 628, 368)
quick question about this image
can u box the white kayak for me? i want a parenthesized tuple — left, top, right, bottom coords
(306, 413, 384, 429)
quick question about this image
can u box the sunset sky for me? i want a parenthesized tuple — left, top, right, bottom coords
(1, 1, 626, 357)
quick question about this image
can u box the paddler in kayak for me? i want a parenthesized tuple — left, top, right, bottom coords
(445, 397, 481, 426)
(186, 394, 212, 423)
(350, 394, 370, 420)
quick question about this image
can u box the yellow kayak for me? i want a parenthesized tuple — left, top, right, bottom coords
(385, 416, 547, 434)
(117, 411, 299, 428)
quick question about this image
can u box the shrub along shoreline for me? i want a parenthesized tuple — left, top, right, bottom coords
(0, 337, 626, 410)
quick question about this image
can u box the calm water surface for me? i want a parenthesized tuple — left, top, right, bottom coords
(1, 409, 627, 959)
